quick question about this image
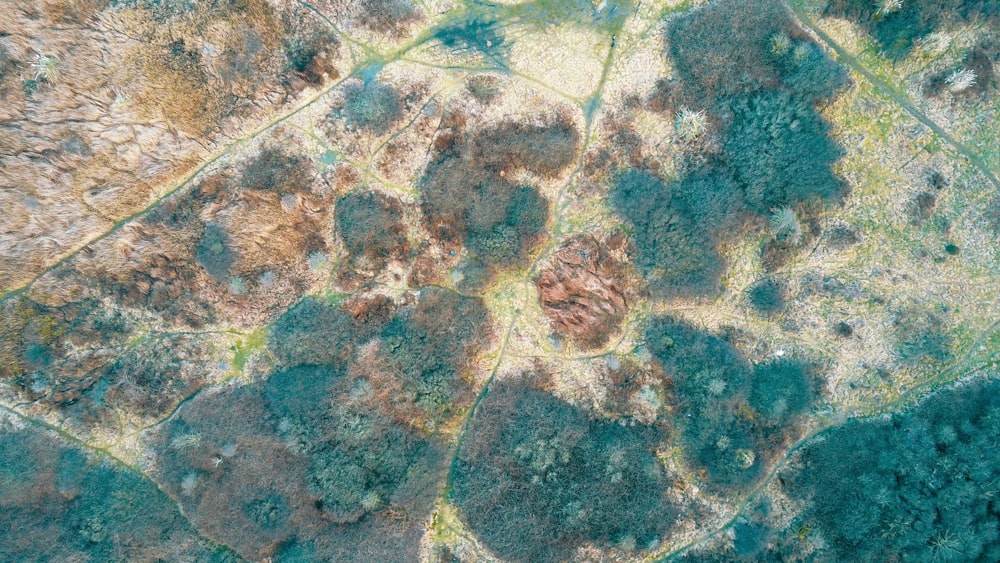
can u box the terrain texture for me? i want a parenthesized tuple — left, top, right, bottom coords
(1, 0, 1000, 560)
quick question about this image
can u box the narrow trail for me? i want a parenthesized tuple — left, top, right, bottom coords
(787, 2, 1000, 192)
(651, 6, 1000, 558)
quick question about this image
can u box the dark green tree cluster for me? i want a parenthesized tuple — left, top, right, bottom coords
(152, 363, 445, 561)
(451, 375, 676, 561)
(645, 316, 816, 491)
(270, 288, 489, 422)
(609, 170, 729, 296)
(148, 289, 490, 559)
(0, 423, 228, 561)
(379, 287, 491, 418)
(263, 365, 440, 524)
(614, 0, 849, 297)
(777, 377, 1000, 560)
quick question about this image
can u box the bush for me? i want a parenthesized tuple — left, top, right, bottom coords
(263, 364, 434, 523)
(152, 362, 447, 561)
(473, 115, 580, 178)
(746, 278, 786, 317)
(824, 0, 999, 60)
(269, 296, 391, 367)
(419, 115, 578, 270)
(0, 424, 218, 561)
(352, 0, 422, 36)
(240, 148, 313, 193)
(335, 188, 409, 264)
(340, 81, 403, 134)
(195, 223, 234, 280)
(379, 287, 489, 419)
(451, 375, 676, 561)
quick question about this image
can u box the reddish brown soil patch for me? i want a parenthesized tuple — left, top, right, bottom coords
(535, 234, 630, 349)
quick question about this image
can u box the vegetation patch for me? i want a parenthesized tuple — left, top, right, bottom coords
(150, 362, 446, 561)
(746, 278, 786, 317)
(335, 188, 410, 267)
(0, 423, 221, 561)
(645, 316, 816, 492)
(340, 81, 404, 134)
(824, 0, 1000, 60)
(609, 169, 728, 298)
(772, 377, 1000, 560)
(615, 0, 849, 296)
(419, 112, 578, 272)
(535, 234, 631, 349)
(451, 374, 676, 561)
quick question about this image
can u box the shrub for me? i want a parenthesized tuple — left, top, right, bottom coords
(379, 287, 489, 419)
(0, 424, 217, 561)
(285, 30, 340, 87)
(645, 316, 815, 492)
(340, 80, 403, 134)
(352, 0, 422, 36)
(824, 0, 1000, 60)
(746, 278, 786, 317)
(335, 188, 409, 264)
(473, 115, 580, 178)
(269, 296, 391, 367)
(263, 364, 434, 524)
(451, 375, 676, 561)
(195, 223, 234, 280)
(240, 148, 313, 193)
(419, 115, 577, 270)
(665, 0, 790, 103)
